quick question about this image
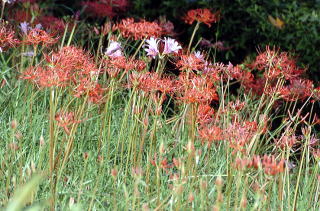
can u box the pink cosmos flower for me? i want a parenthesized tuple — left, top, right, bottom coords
(163, 37, 181, 54)
(144, 37, 159, 58)
(105, 40, 123, 58)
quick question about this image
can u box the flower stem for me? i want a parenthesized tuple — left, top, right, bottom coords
(188, 21, 200, 53)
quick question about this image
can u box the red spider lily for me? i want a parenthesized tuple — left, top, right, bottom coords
(150, 153, 173, 172)
(179, 87, 218, 104)
(313, 149, 320, 160)
(82, 0, 128, 18)
(21, 46, 103, 104)
(224, 120, 258, 154)
(73, 78, 105, 104)
(21, 65, 70, 88)
(158, 18, 176, 37)
(46, 46, 98, 76)
(198, 125, 223, 147)
(176, 54, 205, 71)
(196, 103, 215, 125)
(39, 16, 66, 34)
(113, 18, 163, 40)
(234, 156, 261, 171)
(55, 111, 81, 135)
(233, 155, 284, 176)
(128, 72, 175, 95)
(183, 8, 220, 27)
(227, 100, 246, 111)
(261, 155, 285, 176)
(111, 0, 128, 11)
(313, 87, 320, 101)
(176, 74, 218, 104)
(25, 28, 59, 46)
(276, 134, 298, 150)
(279, 79, 313, 101)
(102, 56, 146, 77)
(9, 9, 33, 23)
(233, 157, 252, 171)
(254, 46, 305, 80)
(0, 22, 19, 51)
(82, 1, 114, 18)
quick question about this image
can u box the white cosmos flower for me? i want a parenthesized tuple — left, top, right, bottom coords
(144, 37, 159, 58)
(163, 37, 182, 54)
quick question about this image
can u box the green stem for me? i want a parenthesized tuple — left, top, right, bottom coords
(188, 21, 200, 53)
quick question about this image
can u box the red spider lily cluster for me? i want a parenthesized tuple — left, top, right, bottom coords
(176, 73, 219, 104)
(82, 0, 128, 18)
(21, 46, 106, 104)
(184, 8, 220, 27)
(222, 46, 315, 102)
(224, 120, 258, 154)
(233, 155, 285, 176)
(0, 21, 19, 51)
(113, 18, 163, 40)
(102, 56, 146, 78)
(128, 72, 176, 95)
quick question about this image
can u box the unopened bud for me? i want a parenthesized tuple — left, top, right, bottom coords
(83, 152, 89, 160)
(39, 135, 45, 146)
(11, 119, 17, 130)
(111, 168, 118, 179)
(188, 192, 195, 203)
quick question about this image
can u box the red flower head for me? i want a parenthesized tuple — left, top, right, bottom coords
(198, 125, 223, 147)
(82, 1, 114, 18)
(176, 54, 205, 71)
(279, 79, 313, 101)
(55, 111, 81, 135)
(25, 28, 59, 46)
(0, 21, 19, 51)
(184, 8, 220, 27)
(261, 155, 285, 176)
(113, 18, 163, 40)
(39, 16, 66, 34)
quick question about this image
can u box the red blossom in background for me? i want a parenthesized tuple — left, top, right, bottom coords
(113, 18, 163, 40)
(0, 22, 19, 51)
(39, 16, 66, 34)
(82, 1, 114, 18)
(184, 8, 220, 27)
(82, 0, 128, 18)
(233, 155, 284, 176)
(254, 46, 305, 80)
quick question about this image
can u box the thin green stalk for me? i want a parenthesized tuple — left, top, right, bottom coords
(187, 21, 200, 53)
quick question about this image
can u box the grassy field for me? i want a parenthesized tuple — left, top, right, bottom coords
(0, 2, 320, 210)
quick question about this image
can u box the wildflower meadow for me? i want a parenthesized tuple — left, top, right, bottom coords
(0, 0, 319, 210)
